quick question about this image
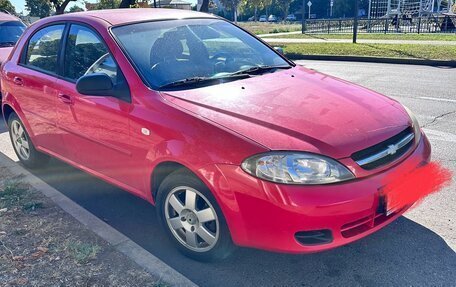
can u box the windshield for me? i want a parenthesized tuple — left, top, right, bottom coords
(112, 18, 290, 89)
(0, 21, 26, 47)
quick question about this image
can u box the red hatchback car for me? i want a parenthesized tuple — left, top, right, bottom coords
(1, 9, 431, 261)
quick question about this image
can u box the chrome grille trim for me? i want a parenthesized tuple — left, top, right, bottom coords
(356, 133, 415, 167)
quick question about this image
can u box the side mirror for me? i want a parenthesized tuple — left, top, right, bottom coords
(274, 47, 284, 55)
(76, 73, 114, 97)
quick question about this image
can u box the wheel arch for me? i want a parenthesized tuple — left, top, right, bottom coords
(2, 103, 16, 126)
(150, 161, 190, 204)
(149, 160, 247, 245)
(2, 102, 39, 150)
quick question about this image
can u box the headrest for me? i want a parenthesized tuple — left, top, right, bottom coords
(150, 31, 184, 66)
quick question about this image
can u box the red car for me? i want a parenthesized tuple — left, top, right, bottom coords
(0, 12, 26, 97)
(1, 9, 431, 261)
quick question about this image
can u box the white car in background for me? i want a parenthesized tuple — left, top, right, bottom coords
(268, 15, 278, 22)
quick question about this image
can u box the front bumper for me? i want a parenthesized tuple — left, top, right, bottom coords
(212, 133, 431, 253)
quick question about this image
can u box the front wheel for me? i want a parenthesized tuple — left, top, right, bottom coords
(8, 113, 50, 169)
(156, 169, 235, 261)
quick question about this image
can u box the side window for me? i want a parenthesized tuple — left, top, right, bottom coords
(25, 25, 65, 74)
(64, 24, 117, 82)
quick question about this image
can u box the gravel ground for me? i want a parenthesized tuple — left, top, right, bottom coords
(0, 167, 164, 287)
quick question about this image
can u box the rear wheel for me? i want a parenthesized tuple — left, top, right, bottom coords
(156, 169, 235, 261)
(8, 113, 50, 169)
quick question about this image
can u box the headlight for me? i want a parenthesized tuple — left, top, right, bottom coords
(403, 106, 422, 143)
(241, 152, 355, 185)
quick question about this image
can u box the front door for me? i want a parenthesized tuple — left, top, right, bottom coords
(55, 24, 139, 191)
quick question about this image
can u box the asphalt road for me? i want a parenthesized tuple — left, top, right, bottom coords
(1, 61, 455, 286)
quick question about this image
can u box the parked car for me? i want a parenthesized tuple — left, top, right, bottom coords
(268, 14, 277, 22)
(247, 16, 255, 21)
(1, 9, 430, 261)
(286, 14, 297, 21)
(0, 12, 26, 98)
(259, 15, 267, 22)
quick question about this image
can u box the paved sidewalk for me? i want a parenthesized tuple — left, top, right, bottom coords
(257, 31, 301, 37)
(0, 150, 197, 287)
(261, 37, 456, 45)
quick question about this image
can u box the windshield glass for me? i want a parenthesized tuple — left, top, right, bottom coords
(0, 21, 26, 46)
(112, 18, 290, 89)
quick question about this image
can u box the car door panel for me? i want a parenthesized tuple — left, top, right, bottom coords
(7, 24, 67, 156)
(56, 24, 141, 191)
(56, 81, 139, 185)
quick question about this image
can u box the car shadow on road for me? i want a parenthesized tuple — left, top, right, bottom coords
(29, 158, 456, 287)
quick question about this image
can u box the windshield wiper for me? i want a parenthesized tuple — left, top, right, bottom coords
(231, 65, 292, 76)
(159, 73, 251, 89)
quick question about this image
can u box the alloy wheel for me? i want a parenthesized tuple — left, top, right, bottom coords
(11, 120, 30, 160)
(164, 186, 219, 252)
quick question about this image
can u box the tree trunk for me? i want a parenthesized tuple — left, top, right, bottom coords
(55, 5, 64, 14)
(119, 0, 136, 8)
(200, 0, 209, 12)
(254, 6, 258, 21)
(53, 0, 75, 15)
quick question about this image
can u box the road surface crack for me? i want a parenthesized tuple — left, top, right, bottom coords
(423, 110, 456, 128)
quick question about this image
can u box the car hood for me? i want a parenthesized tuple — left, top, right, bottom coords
(161, 66, 410, 159)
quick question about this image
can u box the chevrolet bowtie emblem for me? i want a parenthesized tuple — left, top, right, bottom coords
(387, 144, 398, 155)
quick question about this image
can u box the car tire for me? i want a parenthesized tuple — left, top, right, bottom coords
(156, 168, 235, 261)
(8, 113, 50, 169)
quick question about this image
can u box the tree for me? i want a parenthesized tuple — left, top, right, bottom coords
(49, 0, 78, 14)
(199, 0, 209, 12)
(25, 0, 52, 17)
(276, 0, 292, 19)
(332, 0, 368, 18)
(87, 0, 120, 10)
(0, 0, 16, 14)
(244, 0, 271, 21)
(68, 4, 83, 12)
(220, 0, 241, 22)
(118, 0, 135, 8)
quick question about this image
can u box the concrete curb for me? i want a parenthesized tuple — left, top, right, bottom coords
(285, 54, 456, 67)
(0, 152, 198, 287)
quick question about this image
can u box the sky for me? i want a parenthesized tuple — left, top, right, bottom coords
(10, 0, 198, 15)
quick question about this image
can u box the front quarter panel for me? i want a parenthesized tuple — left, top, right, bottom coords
(127, 93, 268, 201)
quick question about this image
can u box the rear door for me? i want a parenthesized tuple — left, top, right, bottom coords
(10, 24, 67, 156)
(55, 24, 140, 190)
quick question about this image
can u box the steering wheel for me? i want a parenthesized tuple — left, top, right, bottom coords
(210, 52, 234, 64)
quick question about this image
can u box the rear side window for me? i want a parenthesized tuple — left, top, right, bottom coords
(64, 24, 117, 82)
(25, 25, 65, 74)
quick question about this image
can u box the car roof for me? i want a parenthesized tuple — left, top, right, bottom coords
(0, 12, 20, 22)
(56, 8, 217, 26)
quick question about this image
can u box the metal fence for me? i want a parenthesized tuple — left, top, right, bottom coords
(303, 16, 456, 34)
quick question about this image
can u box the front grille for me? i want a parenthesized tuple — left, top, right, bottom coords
(351, 127, 415, 170)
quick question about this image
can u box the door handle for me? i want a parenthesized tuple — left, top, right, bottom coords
(58, 94, 73, 105)
(13, 77, 23, 86)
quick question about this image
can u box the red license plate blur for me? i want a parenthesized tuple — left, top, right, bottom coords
(381, 161, 452, 214)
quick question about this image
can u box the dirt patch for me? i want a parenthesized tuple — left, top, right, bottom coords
(0, 167, 165, 286)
